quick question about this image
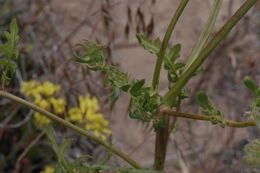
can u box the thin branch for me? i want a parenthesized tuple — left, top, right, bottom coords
(152, 0, 189, 88)
(0, 90, 142, 169)
(161, 108, 256, 128)
(15, 131, 45, 173)
(164, 0, 257, 107)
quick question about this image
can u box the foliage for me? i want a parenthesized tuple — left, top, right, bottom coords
(136, 33, 161, 55)
(0, 0, 258, 172)
(74, 42, 162, 130)
(46, 127, 164, 173)
(45, 126, 89, 173)
(197, 91, 225, 127)
(244, 76, 260, 127)
(0, 18, 19, 85)
(244, 138, 260, 169)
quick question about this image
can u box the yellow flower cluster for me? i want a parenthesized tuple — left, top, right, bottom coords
(40, 165, 54, 173)
(68, 95, 111, 141)
(21, 80, 66, 126)
(22, 80, 111, 141)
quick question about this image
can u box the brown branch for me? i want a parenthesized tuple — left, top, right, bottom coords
(161, 108, 256, 128)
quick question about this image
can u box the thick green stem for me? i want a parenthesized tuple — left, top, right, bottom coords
(161, 109, 256, 128)
(152, 0, 189, 170)
(0, 90, 142, 169)
(164, 0, 257, 107)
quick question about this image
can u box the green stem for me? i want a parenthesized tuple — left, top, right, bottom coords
(0, 90, 142, 169)
(152, 0, 189, 170)
(152, 0, 189, 88)
(161, 109, 256, 128)
(164, 0, 257, 107)
(183, 0, 222, 73)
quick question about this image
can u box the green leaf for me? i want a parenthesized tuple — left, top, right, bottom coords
(73, 42, 106, 71)
(167, 44, 181, 63)
(164, 44, 181, 70)
(109, 87, 121, 103)
(130, 79, 145, 97)
(252, 99, 260, 128)
(163, 44, 185, 84)
(104, 66, 131, 91)
(197, 91, 210, 109)
(0, 18, 19, 85)
(45, 126, 72, 173)
(173, 62, 185, 70)
(244, 76, 258, 96)
(256, 88, 260, 97)
(196, 91, 224, 127)
(136, 33, 161, 54)
(179, 87, 190, 100)
(244, 139, 260, 168)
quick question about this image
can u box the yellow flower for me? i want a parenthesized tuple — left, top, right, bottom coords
(68, 95, 111, 141)
(21, 80, 67, 127)
(49, 97, 66, 114)
(34, 112, 51, 126)
(35, 98, 50, 110)
(68, 107, 83, 122)
(79, 95, 99, 113)
(21, 80, 38, 97)
(41, 81, 60, 96)
(41, 165, 54, 173)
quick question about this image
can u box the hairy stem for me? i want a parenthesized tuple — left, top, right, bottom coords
(164, 0, 257, 107)
(161, 109, 256, 128)
(0, 90, 142, 169)
(153, 0, 189, 170)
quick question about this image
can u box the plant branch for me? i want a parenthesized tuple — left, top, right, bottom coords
(183, 0, 222, 73)
(15, 131, 45, 173)
(152, 0, 189, 88)
(164, 0, 257, 107)
(153, 1, 189, 170)
(161, 108, 256, 128)
(0, 90, 142, 169)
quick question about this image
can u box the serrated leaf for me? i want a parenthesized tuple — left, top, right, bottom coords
(244, 139, 260, 168)
(197, 91, 210, 109)
(196, 91, 223, 122)
(0, 18, 19, 85)
(105, 66, 131, 92)
(244, 76, 258, 96)
(73, 42, 106, 71)
(130, 79, 145, 96)
(173, 62, 185, 70)
(167, 44, 181, 62)
(45, 126, 72, 173)
(164, 44, 181, 70)
(109, 87, 121, 103)
(136, 33, 161, 54)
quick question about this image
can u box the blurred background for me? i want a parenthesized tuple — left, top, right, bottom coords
(0, 0, 260, 172)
